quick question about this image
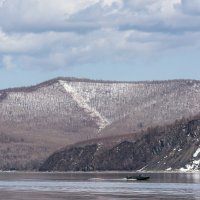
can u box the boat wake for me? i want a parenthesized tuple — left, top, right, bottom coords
(89, 178, 129, 182)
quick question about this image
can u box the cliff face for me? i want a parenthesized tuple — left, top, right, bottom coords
(1, 77, 200, 170)
(40, 119, 200, 171)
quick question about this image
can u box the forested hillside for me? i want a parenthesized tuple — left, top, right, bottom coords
(1, 77, 200, 170)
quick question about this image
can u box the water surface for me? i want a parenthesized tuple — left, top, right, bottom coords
(0, 172, 200, 200)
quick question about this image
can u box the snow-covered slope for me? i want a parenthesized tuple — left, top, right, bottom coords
(59, 80, 109, 131)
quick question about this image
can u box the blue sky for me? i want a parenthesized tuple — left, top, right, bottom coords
(0, 0, 200, 89)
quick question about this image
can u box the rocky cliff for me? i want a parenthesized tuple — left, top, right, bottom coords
(40, 118, 200, 171)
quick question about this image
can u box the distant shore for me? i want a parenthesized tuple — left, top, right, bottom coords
(0, 170, 199, 174)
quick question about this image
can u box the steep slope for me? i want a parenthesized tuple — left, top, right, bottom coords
(40, 118, 200, 171)
(1, 77, 200, 170)
(59, 80, 109, 130)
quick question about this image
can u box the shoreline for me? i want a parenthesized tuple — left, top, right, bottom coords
(0, 170, 199, 174)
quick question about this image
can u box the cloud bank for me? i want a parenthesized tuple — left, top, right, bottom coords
(0, 0, 200, 70)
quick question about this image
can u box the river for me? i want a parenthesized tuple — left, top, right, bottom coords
(0, 172, 200, 199)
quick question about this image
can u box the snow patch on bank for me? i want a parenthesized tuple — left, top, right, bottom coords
(180, 159, 200, 172)
(179, 146, 200, 172)
(59, 80, 109, 131)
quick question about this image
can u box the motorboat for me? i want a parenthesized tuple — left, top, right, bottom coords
(126, 174, 150, 181)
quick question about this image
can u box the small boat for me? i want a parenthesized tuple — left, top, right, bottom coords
(126, 174, 150, 181)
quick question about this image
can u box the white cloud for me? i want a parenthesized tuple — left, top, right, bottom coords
(0, 0, 200, 70)
(0, 0, 101, 32)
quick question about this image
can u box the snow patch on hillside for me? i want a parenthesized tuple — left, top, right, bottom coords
(193, 146, 200, 158)
(179, 146, 200, 171)
(180, 160, 200, 172)
(59, 80, 109, 131)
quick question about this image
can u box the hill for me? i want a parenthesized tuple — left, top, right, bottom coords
(1, 77, 200, 169)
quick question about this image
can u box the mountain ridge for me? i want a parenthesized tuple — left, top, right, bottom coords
(1, 77, 200, 92)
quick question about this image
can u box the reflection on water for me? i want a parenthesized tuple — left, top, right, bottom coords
(0, 172, 200, 200)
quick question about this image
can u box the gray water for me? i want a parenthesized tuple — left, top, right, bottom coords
(0, 172, 200, 200)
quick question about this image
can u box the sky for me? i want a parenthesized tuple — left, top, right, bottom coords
(1, 0, 200, 89)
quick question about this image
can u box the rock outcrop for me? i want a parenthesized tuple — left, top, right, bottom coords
(40, 119, 200, 171)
